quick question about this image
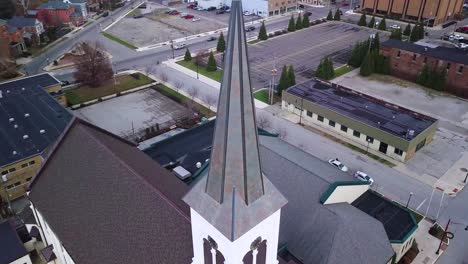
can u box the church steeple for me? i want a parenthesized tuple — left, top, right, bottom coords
(205, 0, 264, 206)
(184, 1, 287, 263)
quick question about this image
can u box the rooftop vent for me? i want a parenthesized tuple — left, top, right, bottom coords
(12, 151, 17, 155)
(196, 162, 202, 169)
(6, 90, 10, 93)
(22, 87, 25, 91)
(9, 118, 14, 122)
(24, 113, 30, 118)
(23, 135, 29, 140)
(173, 166, 192, 180)
(14, 124, 18, 129)
(39, 129, 46, 134)
(407, 129, 415, 139)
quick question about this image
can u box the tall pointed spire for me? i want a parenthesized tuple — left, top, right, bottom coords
(205, 0, 264, 205)
(184, 0, 286, 244)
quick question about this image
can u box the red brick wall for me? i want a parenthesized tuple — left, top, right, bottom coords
(37, 7, 75, 27)
(381, 46, 468, 98)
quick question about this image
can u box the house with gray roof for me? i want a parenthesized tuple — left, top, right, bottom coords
(7, 16, 44, 45)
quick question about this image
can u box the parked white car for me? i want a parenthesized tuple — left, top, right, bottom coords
(389, 24, 401, 30)
(173, 43, 186, 50)
(192, 18, 201, 22)
(454, 34, 464, 40)
(354, 171, 374, 185)
(328, 158, 348, 172)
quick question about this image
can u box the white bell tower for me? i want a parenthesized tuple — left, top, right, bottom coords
(183, 0, 287, 264)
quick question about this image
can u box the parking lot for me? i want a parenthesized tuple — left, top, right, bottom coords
(107, 2, 260, 48)
(246, 22, 379, 89)
(74, 88, 193, 140)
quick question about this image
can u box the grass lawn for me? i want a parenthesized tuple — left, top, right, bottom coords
(126, 8, 141, 17)
(248, 39, 261, 45)
(101, 32, 137, 49)
(153, 84, 215, 118)
(254, 90, 270, 104)
(65, 73, 153, 105)
(176, 60, 223, 82)
(334, 65, 354, 78)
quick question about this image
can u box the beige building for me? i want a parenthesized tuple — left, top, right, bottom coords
(361, 0, 464, 26)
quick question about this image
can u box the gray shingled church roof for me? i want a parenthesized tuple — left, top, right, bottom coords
(28, 118, 193, 264)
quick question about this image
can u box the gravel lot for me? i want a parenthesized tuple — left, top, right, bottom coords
(74, 88, 193, 139)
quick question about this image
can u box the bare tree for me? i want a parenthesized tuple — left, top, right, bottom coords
(204, 94, 217, 110)
(144, 64, 156, 77)
(195, 50, 209, 66)
(73, 41, 113, 87)
(187, 86, 200, 101)
(159, 71, 169, 83)
(276, 127, 287, 140)
(174, 81, 184, 92)
(256, 114, 271, 129)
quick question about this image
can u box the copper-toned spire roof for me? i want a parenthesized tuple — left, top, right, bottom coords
(204, 0, 264, 205)
(184, 0, 287, 241)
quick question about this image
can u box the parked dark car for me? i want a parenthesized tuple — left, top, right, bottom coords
(102, 11, 109, 17)
(304, 11, 312, 16)
(245, 26, 255, 32)
(216, 10, 225, 14)
(133, 13, 144, 18)
(207, 36, 217, 41)
(138, 3, 147, 8)
(207, 6, 216, 11)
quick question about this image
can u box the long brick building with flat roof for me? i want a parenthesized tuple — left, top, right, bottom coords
(381, 39, 468, 98)
(361, 0, 464, 26)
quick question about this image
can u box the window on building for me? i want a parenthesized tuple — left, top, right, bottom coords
(1, 171, 7, 176)
(366, 136, 374, 144)
(412, 54, 417, 61)
(396, 50, 401, 58)
(21, 164, 28, 168)
(14, 182, 21, 186)
(328, 120, 336, 127)
(353, 130, 361, 138)
(317, 115, 324, 122)
(341, 125, 348, 132)
(394, 148, 404, 156)
(447, 63, 451, 70)
(458, 65, 464, 74)
(6, 185, 14, 190)
(28, 160, 36, 166)
(8, 168, 16, 173)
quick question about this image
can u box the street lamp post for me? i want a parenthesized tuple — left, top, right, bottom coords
(270, 66, 277, 105)
(406, 192, 413, 208)
(196, 62, 199, 79)
(366, 138, 371, 153)
(170, 40, 175, 59)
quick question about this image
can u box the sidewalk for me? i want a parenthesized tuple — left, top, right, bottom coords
(412, 219, 447, 264)
(435, 152, 468, 196)
(163, 59, 270, 109)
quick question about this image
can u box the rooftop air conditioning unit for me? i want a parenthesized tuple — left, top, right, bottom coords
(40, 130, 46, 134)
(24, 113, 30, 118)
(23, 135, 29, 139)
(9, 118, 14, 122)
(173, 166, 192, 180)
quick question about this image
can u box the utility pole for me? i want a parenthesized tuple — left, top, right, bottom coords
(406, 192, 413, 208)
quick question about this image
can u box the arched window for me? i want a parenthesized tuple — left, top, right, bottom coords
(243, 238, 267, 264)
(203, 237, 225, 264)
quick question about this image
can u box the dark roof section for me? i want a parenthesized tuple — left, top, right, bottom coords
(40, 245, 57, 262)
(7, 16, 38, 28)
(149, 119, 394, 263)
(38, 0, 71, 9)
(286, 79, 436, 140)
(0, 77, 72, 167)
(0, 220, 28, 264)
(29, 118, 193, 264)
(143, 120, 215, 175)
(382, 39, 468, 65)
(184, 0, 287, 242)
(352, 190, 418, 242)
(0, 73, 60, 91)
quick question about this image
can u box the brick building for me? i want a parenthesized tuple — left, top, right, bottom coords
(36, 1, 84, 27)
(0, 19, 27, 59)
(7, 16, 45, 46)
(381, 39, 468, 98)
(361, 0, 464, 26)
